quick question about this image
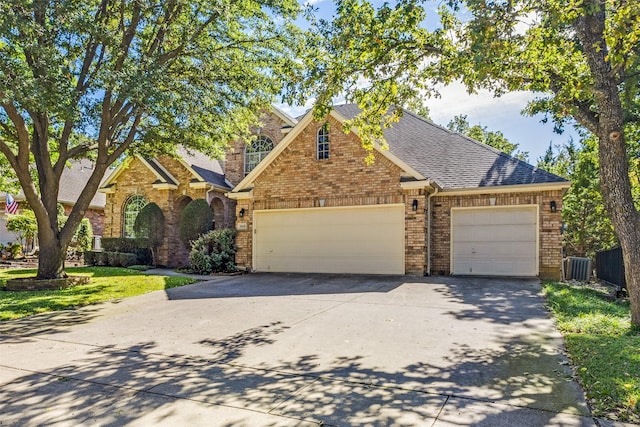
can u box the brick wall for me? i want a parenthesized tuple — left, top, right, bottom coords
(430, 189, 565, 280)
(233, 115, 429, 274)
(62, 205, 104, 236)
(224, 111, 291, 187)
(103, 157, 209, 267)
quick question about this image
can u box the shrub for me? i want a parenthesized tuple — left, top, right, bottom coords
(74, 218, 94, 252)
(101, 237, 148, 252)
(133, 202, 165, 266)
(189, 228, 237, 274)
(179, 199, 213, 246)
(84, 250, 98, 265)
(117, 252, 138, 267)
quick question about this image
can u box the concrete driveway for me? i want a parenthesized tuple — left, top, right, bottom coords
(0, 274, 596, 426)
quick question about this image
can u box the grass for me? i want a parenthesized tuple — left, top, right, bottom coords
(542, 282, 640, 422)
(0, 266, 196, 321)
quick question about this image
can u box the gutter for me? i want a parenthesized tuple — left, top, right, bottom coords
(426, 181, 440, 276)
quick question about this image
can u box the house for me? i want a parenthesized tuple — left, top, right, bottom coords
(1, 159, 106, 247)
(101, 104, 569, 279)
(98, 106, 296, 264)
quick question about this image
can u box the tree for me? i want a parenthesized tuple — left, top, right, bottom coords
(300, 0, 640, 326)
(0, 0, 303, 279)
(133, 202, 164, 266)
(447, 115, 528, 161)
(538, 138, 618, 257)
(6, 209, 37, 248)
(179, 199, 213, 247)
(74, 218, 94, 253)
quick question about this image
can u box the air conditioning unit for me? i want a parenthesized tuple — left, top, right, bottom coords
(565, 257, 592, 281)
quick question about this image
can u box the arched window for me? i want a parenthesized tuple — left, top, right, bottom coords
(317, 123, 330, 160)
(245, 135, 274, 175)
(122, 195, 147, 238)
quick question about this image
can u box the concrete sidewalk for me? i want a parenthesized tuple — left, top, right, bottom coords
(0, 274, 628, 426)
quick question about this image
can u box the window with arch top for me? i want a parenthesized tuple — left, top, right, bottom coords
(122, 195, 147, 238)
(245, 135, 274, 175)
(317, 123, 330, 160)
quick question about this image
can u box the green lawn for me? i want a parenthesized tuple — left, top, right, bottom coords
(0, 267, 196, 321)
(542, 282, 640, 422)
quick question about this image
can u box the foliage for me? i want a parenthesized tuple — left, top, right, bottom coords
(543, 282, 639, 422)
(189, 228, 237, 274)
(101, 238, 149, 253)
(299, 0, 640, 326)
(0, 267, 195, 320)
(133, 202, 165, 266)
(0, 0, 304, 278)
(85, 251, 145, 268)
(5, 210, 37, 246)
(447, 115, 528, 161)
(73, 218, 93, 252)
(538, 137, 618, 257)
(179, 199, 213, 246)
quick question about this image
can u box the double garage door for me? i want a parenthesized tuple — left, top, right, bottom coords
(253, 204, 405, 275)
(451, 206, 538, 276)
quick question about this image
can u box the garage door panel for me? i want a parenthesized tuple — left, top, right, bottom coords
(452, 206, 538, 277)
(455, 225, 535, 242)
(254, 205, 405, 275)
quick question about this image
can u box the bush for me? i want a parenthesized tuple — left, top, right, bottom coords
(133, 202, 165, 266)
(74, 218, 94, 251)
(118, 252, 138, 267)
(189, 228, 237, 274)
(84, 250, 98, 265)
(100, 238, 151, 265)
(179, 199, 213, 246)
(101, 237, 149, 252)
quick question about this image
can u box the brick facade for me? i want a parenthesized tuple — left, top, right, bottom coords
(223, 112, 291, 187)
(430, 190, 564, 280)
(102, 111, 290, 267)
(62, 205, 104, 237)
(102, 107, 566, 278)
(102, 156, 221, 267)
(233, 115, 428, 275)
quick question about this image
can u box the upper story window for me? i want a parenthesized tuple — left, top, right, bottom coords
(123, 195, 148, 238)
(245, 135, 274, 175)
(317, 123, 330, 160)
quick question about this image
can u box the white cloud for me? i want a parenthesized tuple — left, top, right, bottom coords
(422, 81, 536, 124)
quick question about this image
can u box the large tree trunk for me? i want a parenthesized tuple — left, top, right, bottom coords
(576, 1, 640, 326)
(37, 232, 69, 279)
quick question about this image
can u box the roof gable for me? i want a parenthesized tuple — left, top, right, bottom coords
(231, 109, 427, 193)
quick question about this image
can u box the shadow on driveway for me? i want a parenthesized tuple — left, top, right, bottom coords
(0, 274, 594, 426)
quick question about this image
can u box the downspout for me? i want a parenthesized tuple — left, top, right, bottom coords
(426, 181, 440, 276)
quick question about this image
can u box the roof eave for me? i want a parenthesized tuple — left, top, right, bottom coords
(438, 181, 571, 196)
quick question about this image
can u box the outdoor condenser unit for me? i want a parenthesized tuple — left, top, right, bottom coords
(565, 257, 592, 281)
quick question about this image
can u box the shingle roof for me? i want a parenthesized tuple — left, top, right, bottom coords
(332, 104, 568, 189)
(145, 158, 178, 185)
(177, 147, 230, 189)
(58, 159, 106, 208)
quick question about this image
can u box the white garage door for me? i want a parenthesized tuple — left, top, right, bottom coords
(452, 206, 538, 276)
(254, 204, 405, 274)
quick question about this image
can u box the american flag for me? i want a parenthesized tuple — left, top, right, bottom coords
(5, 194, 18, 214)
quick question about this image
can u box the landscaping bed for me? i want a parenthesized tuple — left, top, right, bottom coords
(542, 281, 640, 423)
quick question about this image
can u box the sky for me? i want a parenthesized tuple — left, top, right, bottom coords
(278, 0, 580, 163)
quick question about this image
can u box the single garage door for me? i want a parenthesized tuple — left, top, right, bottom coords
(253, 204, 405, 274)
(451, 206, 538, 276)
